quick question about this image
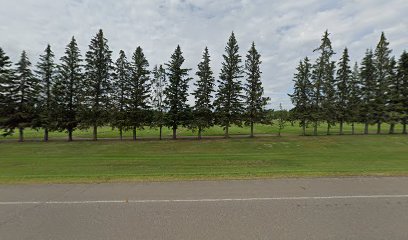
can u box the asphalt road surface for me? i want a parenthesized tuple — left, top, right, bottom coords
(1, 177, 408, 240)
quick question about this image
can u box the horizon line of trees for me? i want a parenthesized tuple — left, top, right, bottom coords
(0, 30, 271, 142)
(290, 30, 408, 136)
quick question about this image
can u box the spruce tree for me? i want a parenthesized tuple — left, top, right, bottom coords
(128, 46, 151, 140)
(322, 61, 336, 135)
(12, 51, 39, 142)
(289, 57, 312, 136)
(244, 42, 270, 137)
(151, 65, 166, 140)
(386, 57, 402, 134)
(35, 44, 55, 141)
(311, 30, 335, 135)
(52, 37, 83, 141)
(192, 47, 215, 139)
(0, 47, 16, 136)
(112, 50, 130, 140)
(349, 63, 361, 134)
(335, 48, 352, 135)
(82, 29, 113, 141)
(164, 45, 191, 139)
(398, 51, 408, 134)
(360, 49, 376, 134)
(214, 32, 244, 138)
(373, 32, 391, 134)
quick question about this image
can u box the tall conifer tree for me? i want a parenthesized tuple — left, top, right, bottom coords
(322, 61, 336, 135)
(151, 65, 166, 140)
(244, 42, 270, 137)
(335, 48, 352, 135)
(386, 57, 401, 134)
(289, 57, 312, 136)
(349, 63, 361, 134)
(192, 47, 215, 139)
(214, 32, 244, 138)
(35, 44, 55, 141)
(164, 45, 191, 139)
(52, 37, 83, 141)
(373, 32, 391, 134)
(128, 46, 151, 140)
(311, 30, 335, 135)
(360, 49, 376, 134)
(0, 47, 16, 136)
(398, 51, 408, 134)
(112, 50, 130, 140)
(12, 51, 39, 142)
(83, 29, 113, 141)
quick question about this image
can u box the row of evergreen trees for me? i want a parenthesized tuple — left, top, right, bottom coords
(0, 30, 270, 141)
(290, 31, 408, 135)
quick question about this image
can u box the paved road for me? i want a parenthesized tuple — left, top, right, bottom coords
(1, 177, 408, 240)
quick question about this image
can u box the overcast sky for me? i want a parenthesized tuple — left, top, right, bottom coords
(0, 0, 407, 108)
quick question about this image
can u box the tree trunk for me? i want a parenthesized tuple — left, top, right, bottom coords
(250, 122, 254, 138)
(119, 128, 123, 141)
(44, 128, 49, 142)
(133, 127, 137, 141)
(364, 122, 369, 134)
(68, 128, 73, 142)
(403, 120, 407, 134)
(377, 122, 381, 134)
(302, 124, 306, 136)
(159, 125, 163, 140)
(351, 123, 355, 135)
(198, 127, 202, 140)
(93, 125, 97, 141)
(18, 128, 24, 142)
(326, 123, 330, 135)
(389, 123, 395, 134)
(225, 125, 229, 138)
(339, 120, 343, 135)
(313, 122, 318, 136)
(172, 126, 177, 140)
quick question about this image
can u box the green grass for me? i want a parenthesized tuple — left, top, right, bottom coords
(2, 122, 406, 140)
(1, 134, 408, 183)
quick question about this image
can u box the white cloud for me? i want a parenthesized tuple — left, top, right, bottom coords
(0, 0, 407, 109)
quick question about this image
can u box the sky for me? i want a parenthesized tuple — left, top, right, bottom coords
(0, 0, 407, 109)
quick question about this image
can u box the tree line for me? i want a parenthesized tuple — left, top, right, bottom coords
(0, 30, 270, 141)
(290, 31, 408, 135)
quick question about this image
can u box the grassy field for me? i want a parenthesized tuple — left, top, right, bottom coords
(1, 122, 406, 140)
(1, 134, 408, 183)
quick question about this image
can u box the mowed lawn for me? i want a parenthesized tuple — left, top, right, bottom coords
(1, 122, 407, 140)
(1, 134, 408, 183)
